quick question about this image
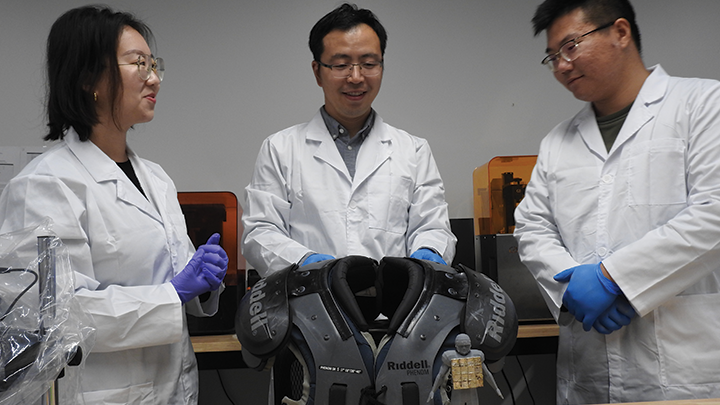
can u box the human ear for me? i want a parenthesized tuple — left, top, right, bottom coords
(312, 60, 323, 87)
(612, 18, 634, 50)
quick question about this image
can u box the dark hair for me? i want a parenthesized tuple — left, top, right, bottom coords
(45, 5, 154, 141)
(309, 3, 387, 62)
(532, 0, 641, 54)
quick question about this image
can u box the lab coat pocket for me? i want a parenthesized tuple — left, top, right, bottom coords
(82, 382, 155, 405)
(368, 175, 412, 234)
(655, 293, 720, 385)
(627, 139, 686, 206)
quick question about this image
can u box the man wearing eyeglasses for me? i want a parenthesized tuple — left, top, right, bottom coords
(514, 0, 720, 403)
(242, 3, 456, 276)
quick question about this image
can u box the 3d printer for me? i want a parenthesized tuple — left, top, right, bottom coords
(473, 156, 553, 323)
(178, 191, 246, 336)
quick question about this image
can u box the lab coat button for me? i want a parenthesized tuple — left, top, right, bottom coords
(597, 247, 607, 256)
(602, 174, 613, 184)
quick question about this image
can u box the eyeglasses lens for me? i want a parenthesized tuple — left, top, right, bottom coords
(544, 41, 580, 72)
(560, 42, 580, 63)
(330, 63, 382, 78)
(137, 55, 164, 81)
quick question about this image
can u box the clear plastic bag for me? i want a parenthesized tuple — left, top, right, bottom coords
(0, 218, 95, 404)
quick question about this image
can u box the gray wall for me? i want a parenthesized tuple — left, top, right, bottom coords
(3, 0, 720, 220)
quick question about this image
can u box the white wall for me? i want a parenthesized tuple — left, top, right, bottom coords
(2, 0, 720, 219)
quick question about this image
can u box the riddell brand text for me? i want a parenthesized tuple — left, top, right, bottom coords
(387, 360, 430, 375)
(248, 279, 270, 336)
(487, 281, 507, 343)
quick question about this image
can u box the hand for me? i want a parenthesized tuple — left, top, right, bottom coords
(593, 295, 637, 334)
(554, 263, 619, 331)
(197, 233, 229, 287)
(426, 391, 435, 403)
(410, 248, 446, 265)
(302, 253, 335, 266)
(171, 233, 228, 304)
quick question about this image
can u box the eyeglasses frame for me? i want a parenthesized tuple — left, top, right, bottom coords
(541, 20, 617, 71)
(316, 60, 384, 78)
(118, 54, 164, 81)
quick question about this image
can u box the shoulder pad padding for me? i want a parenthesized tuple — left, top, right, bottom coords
(461, 264, 518, 362)
(235, 264, 294, 360)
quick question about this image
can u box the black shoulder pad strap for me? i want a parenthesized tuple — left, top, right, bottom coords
(461, 263, 518, 362)
(379, 257, 468, 337)
(235, 264, 294, 360)
(330, 255, 379, 332)
(377, 257, 426, 335)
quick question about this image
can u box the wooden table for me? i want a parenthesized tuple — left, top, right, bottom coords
(191, 334, 243, 353)
(190, 323, 561, 354)
(191, 334, 244, 369)
(516, 323, 559, 339)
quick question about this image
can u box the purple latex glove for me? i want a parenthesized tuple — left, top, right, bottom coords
(593, 295, 637, 334)
(302, 253, 335, 266)
(410, 248, 446, 265)
(171, 233, 228, 304)
(554, 263, 620, 331)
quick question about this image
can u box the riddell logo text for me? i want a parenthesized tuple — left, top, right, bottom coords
(487, 281, 507, 343)
(248, 279, 271, 337)
(387, 360, 430, 375)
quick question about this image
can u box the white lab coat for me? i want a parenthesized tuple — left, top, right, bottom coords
(514, 66, 720, 403)
(0, 129, 219, 405)
(242, 110, 456, 275)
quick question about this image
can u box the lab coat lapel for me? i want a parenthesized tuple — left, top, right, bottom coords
(115, 175, 163, 223)
(306, 113, 352, 182)
(65, 130, 163, 223)
(575, 106, 608, 160)
(352, 116, 391, 191)
(127, 149, 167, 224)
(610, 66, 667, 154)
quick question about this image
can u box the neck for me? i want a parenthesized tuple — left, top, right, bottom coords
(339, 112, 371, 138)
(342, 119, 365, 138)
(593, 60, 650, 117)
(90, 120, 129, 162)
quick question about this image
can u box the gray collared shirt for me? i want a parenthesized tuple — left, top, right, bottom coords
(320, 107, 376, 179)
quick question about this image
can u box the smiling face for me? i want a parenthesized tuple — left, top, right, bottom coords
(96, 26, 160, 133)
(546, 9, 621, 106)
(312, 23, 382, 133)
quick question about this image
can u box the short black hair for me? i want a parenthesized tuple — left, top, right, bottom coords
(45, 5, 154, 141)
(308, 3, 387, 62)
(532, 0, 641, 53)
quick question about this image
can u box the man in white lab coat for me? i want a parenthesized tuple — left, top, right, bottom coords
(242, 3, 456, 276)
(514, 0, 720, 403)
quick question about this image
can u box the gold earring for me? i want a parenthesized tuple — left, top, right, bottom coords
(94, 92, 98, 102)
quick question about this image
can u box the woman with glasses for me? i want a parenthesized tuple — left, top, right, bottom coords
(0, 6, 227, 404)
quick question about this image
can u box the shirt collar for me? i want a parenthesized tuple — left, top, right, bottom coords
(319, 106, 376, 141)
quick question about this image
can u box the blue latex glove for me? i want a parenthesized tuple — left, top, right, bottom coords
(302, 253, 335, 266)
(593, 295, 637, 334)
(554, 263, 620, 331)
(410, 248, 446, 265)
(171, 233, 228, 304)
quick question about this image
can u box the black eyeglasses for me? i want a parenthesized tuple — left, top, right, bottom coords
(316, 60, 384, 78)
(541, 20, 616, 72)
